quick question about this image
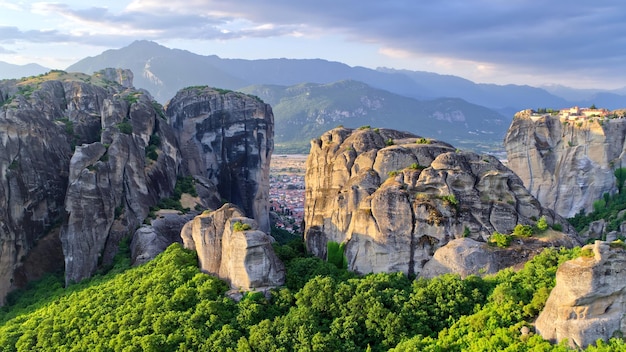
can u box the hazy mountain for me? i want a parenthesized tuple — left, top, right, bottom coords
(64, 41, 552, 111)
(240, 80, 508, 154)
(0, 61, 49, 79)
(379, 68, 571, 110)
(541, 84, 626, 109)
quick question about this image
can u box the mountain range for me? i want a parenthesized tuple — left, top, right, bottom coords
(3, 40, 626, 153)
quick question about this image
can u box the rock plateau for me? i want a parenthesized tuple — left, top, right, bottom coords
(505, 109, 626, 218)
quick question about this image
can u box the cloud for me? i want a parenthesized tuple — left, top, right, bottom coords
(7, 1, 626, 85)
(0, 45, 15, 54)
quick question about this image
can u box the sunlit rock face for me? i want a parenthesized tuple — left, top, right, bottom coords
(181, 203, 285, 291)
(536, 241, 626, 349)
(505, 109, 626, 218)
(166, 87, 274, 233)
(304, 127, 578, 276)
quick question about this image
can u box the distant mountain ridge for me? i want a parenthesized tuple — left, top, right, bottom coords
(240, 80, 508, 154)
(66, 40, 626, 111)
(0, 62, 49, 80)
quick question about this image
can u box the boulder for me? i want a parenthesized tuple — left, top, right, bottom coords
(420, 238, 498, 278)
(130, 211, 195, 265)
(304, 127, 579, 277)
(181, 204, 285, 290)
(536, 241, 626, 349)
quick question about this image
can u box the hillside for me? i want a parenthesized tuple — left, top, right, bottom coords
(6, 238, 623, 351)
(240, 80, 509, 154)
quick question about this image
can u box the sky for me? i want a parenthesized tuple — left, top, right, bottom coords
(1, 0, 625, 89)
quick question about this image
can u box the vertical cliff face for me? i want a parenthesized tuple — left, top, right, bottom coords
(536, 241, 626, 349)
(166, 87, 274, 233)
(0, 71, 276, 303)
(304, 127, 577, 276)
(504, 110, 626, 218)
(0, 109, 71, 303)
(61, 88, 180, 285)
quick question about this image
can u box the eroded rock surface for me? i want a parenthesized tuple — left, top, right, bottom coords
(167, 87, 274, 233)
(181, 204, 285, 290)
(421, 233, 581, 278)
(536, 241, 626, 349)
(304, 127, 578, 276)
(0, 70, 275, 303)
(505, 110, 626, 218)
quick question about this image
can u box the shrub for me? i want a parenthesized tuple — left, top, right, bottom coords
(233, 221, 252, 232)
(580, 247, 594, 258)
(326, 241, 348, 270)
(416, 137, 430, 144)
(116, 121, 133, 135)
(489, 232, 511, 248)
(536, 216, 549, 232)
(513, 224, 534, 237)
(441, 194, 458, 207)
(551, 223, 563, 231)
(358, 125, 371, 130)
(385, 138, 394, 146)
(463, 226, 471, 237)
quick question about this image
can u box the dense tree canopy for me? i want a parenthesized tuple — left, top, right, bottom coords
(0, 240, 624, 351)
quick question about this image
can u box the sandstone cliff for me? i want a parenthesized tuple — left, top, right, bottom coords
(0, 70, 275, 303)
(536, 241, 626, 349)
(166, 87, 274, 233)
(304, 127, 578, 276)
(181, 204, 285, 291)
(505, 109, 626, 218)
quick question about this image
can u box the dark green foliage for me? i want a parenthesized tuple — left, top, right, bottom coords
(615, 168, 626, 194)
(358, 125, 371, 130)
(552, 223, 563, 231)
(3, 240, 616, 351)
(146, 135, 161, 161)
(385, 138, 394, 146)
(416, 137, 431, 144)
(270, 226, 301, 245)
(116, 121, 133, 134)
(174, 176, 197, 198)
(568, 182, 626, 234)
(326, 241, 348, 270)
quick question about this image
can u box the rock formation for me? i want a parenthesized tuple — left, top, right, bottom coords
(505, 109, 626, 218)
(0, 70, 275, 303)
(304, 127, 578, 277)
(536, 240, 626, 349)
(421, 233, 580, 278)
(181, 204, 285, 291)
(166, 87, 274, 233)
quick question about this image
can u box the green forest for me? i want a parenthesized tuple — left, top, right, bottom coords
(1, 233, 625, 351)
